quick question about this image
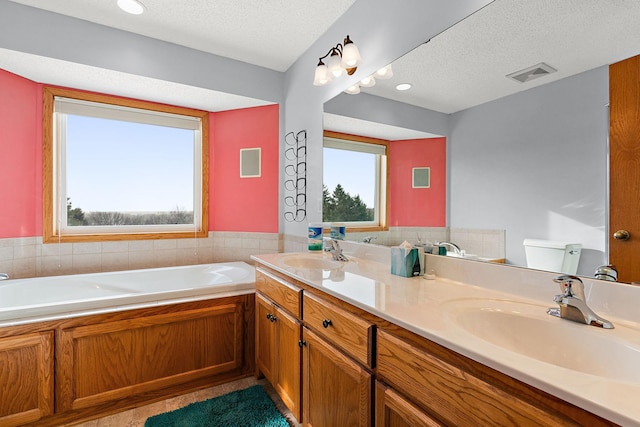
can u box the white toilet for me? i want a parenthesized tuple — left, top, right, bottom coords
(523, 239, 582, 274)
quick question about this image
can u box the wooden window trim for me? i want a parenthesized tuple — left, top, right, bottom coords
(42, 86, 209, 243)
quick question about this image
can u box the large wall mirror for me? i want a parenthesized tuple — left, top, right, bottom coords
(323, 0, 640, 282)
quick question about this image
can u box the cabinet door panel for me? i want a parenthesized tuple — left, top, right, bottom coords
(375, 381, 444, 427)
(0, 332, 53, 427)
(57, 303, 244, 411)
(275, 306, 302, 421)
(303, 328, 371, 427)
(256, 293, 276, 383)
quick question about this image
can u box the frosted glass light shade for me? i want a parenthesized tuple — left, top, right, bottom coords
(313, 64, 332, 86)
(360, 76, 376, 87)
(314, 64, 332, 86)
(341, 41, 362, 68)
(328, 52, 345, 78)
(375, 64, 394, 79)
(344, 85, 361, 94)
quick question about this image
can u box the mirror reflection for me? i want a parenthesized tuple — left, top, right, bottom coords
(323, 0, 640, 281)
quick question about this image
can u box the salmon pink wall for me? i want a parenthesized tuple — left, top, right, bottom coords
(0, 69, 279, 238)
(389, 137, 446, 227)
(0, 70, 41, 238)
(210, 105, 279, 232)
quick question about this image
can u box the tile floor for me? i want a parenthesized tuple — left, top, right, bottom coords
(66, 377, 301, 427)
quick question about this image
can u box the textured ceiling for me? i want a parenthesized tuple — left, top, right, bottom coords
(7, 0, 357, 72)
(362, 0, 640, 114)
(4, 0, 640, 129)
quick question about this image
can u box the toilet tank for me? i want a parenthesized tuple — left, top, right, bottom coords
(523, 239, 582, 275)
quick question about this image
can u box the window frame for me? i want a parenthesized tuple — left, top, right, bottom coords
(42, 86, 209, 243)
(322, 130, 389, 232)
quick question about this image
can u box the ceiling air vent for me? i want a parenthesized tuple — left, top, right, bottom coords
(506, 62, 557, 83)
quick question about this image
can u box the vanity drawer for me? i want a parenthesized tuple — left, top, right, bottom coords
(303, 292, 374, 367)
(376, 329, 577, 427)
(256, 268, 302, 318)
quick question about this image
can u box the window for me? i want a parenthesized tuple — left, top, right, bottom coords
(43, 87, 209, 242)
(322, 131, 388, 230)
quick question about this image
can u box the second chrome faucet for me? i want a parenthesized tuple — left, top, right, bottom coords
(547, 275, 614, 329)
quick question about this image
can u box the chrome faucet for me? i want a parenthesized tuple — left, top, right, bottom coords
(547, 275, 614, 329)
(325, 239, 348, 262)
(0, 273, 9, 281)
(362, 236, 376, 244)
(434, 241, 462, 255)
(594, 264, 618, 282)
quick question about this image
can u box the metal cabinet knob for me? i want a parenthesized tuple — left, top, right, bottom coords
(322, 319, 332, 328)
(613, 230, 631, 241)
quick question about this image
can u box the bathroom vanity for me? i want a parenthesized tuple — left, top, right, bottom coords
(252, 250, 640, 426)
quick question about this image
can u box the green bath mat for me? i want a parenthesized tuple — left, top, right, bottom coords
(144, 385, 290, 427)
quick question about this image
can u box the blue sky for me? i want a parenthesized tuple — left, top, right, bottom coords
(323, 148, 375, 207)
(66, 115, 194, 213)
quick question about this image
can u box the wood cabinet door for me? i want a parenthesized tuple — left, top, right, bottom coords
(609, 54, 640, 283)
(56, 303, 244, 412)
(256, 293, 277, 384)
(274, 306, 302, 422)
(0, 332, 54, 427)
(375, 381, 444, 427)
(302, 327, 371, 427)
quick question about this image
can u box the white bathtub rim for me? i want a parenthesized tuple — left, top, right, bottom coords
(0, 262, 255, 326)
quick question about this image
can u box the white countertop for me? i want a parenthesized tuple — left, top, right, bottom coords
(252, 251, 640, 426)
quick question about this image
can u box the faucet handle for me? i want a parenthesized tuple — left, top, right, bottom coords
(553, 275, 584, 299)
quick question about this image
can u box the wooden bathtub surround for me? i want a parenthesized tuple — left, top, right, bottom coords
(0, 295, 255, 427)
(0, 332, 54, 427)
(253, 262, 619, 427)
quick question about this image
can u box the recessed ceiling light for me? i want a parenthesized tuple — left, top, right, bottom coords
(395, 83, 412, 91)
(117, 0, 145, 15)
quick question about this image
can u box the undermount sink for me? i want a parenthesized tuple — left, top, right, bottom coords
(444, 299, 640, 384)
(282, 255, 343, 270)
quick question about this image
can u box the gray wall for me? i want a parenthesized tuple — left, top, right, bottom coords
(449, 66, 609, 274)
(324, 92, 450, 137)
(0, 1, 284, 103)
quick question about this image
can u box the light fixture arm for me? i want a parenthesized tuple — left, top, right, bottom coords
(313, 35, 361, 85)
(317, 43, 344, 64)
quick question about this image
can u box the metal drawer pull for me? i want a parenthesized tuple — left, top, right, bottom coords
(298, 340, 307, 347)
(266, 313, 277, 322)
(322, 319, 332, 328)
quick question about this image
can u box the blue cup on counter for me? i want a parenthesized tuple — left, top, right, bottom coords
(330, 223, 345, 240)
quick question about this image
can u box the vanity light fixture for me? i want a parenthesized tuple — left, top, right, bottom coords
(395, 83, 412, 91)
(313, 35, 362, 86)
(117, 0, 145, 15)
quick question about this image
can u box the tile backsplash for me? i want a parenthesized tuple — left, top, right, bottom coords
(0, 227, 504, 279)
(0, 232, 283, 279)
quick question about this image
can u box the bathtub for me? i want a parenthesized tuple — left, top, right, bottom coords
(0, 262, 255, 326)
